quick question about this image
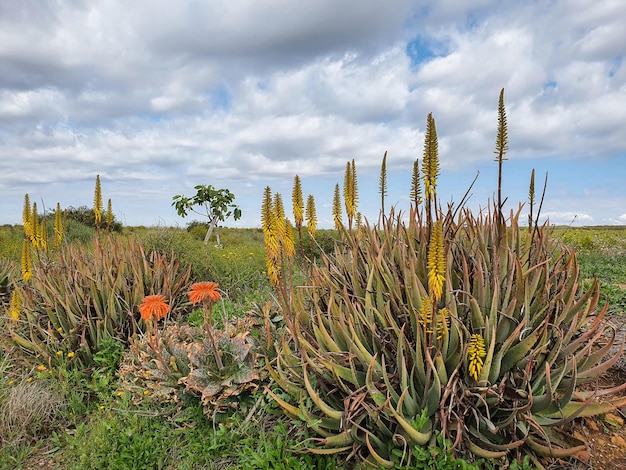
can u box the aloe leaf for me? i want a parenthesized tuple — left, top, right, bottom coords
(525, 435, 585, 458)
(500, 317, 547, 373)
(387, 404, 432, 446)
(477, 316, 497, 383)
(466, 440, 507, 458)
(365, 434, 394, 468)
(303, 365, 343, 421)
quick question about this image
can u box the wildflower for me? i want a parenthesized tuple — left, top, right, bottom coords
(143, 390, 150, 396)
(56, 350, 63, 356)
(8, 380, 14, 385)
(418, 296, 433, 334)
(436, 308, 451, 341)
(37, 365, 46, 371)
(427, 220, 445, 302)
(21, 239, 33, 282)
(8, 290, 21, 322)
(188, 282, 220, 305)
(468, 334, 487, 381)
(57, 327, 63, 333)
(67, 351, 75, 358)
(27, 377, 33, 382)
(139, 295, 169, 321)
(145, 370, 151, 375)
(99, 405, 105, 410)
(116, 391, 123, 396)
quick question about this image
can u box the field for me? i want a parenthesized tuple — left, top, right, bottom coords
(1, 223, 626, 469)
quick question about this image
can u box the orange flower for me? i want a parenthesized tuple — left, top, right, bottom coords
(139, 295, 169, 320)
(188, 282, 220, 305)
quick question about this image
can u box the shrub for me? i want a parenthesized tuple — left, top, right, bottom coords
(0, 379, 67, 445)
(63, 205, 123, 232)
(1, 234, 192, 369)
(118, 286, 271, 418)
(262, 94, 626, 467)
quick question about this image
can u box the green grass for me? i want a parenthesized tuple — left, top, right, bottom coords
(1, 224, 624, 469)
(554, 226, 626, 314)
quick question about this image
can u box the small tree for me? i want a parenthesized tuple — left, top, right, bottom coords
(172, 185, 241, 245)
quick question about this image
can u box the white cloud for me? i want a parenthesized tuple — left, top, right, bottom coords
(0, 0, 625, 227)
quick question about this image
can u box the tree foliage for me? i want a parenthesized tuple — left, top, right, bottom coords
(172, 185, 241, 245)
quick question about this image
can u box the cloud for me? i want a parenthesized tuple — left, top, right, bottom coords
(0, 0, 625, 227)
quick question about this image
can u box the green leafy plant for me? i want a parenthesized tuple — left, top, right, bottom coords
(119, 285, 268, 417)
(262, 91, 626, 467)
(2, 234, 192, 368)
(173, 185, 242, 245)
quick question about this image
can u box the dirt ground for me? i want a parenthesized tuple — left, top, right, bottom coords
(551, 311, 626, 470)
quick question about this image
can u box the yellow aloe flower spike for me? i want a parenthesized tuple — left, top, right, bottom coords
(8, 289, 21, 322)
(21, 239, 33, 282)
(468, 334, 487, 381)
(427, 220, 445, 302)
(94, 174, 103, 227)
(306, 194, 317, 237)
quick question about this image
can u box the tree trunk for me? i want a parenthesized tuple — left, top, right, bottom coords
(203, 217, 220, 245)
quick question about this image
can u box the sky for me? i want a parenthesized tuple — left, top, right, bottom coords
(1, 0, 625, 229)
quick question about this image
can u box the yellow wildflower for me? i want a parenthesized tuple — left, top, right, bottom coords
(468, 334, 487, 381)
(427, 220, 445, 302)
(67, 351, 75, 358)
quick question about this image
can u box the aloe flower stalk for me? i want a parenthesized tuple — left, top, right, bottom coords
(468, 334, 486, 381)
(94, 174, 103, 228)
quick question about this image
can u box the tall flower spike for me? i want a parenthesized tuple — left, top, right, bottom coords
(261, 186, 280, 286)
(343, 160, 358, 228)
(292, 175, 304, 230)
(54, 203, 63, 247)
(332, 183, 342, 230)
(494, 88, 509, 163)
(410, 159, 422, 207)
(94, 174, 103, 227)
(31, 202, 39, 249)
(106, 198, 113, 229)
(419, 295, 433, 335)
(494, 88, 509, 226)
(39, 218, 48, 253)
(436, 308, 450, 340)
(261, 186, 279, 260)
(422, 113, 439, 202)
(22, 194, 32, 240)
(273, 193, 286, 245)
(21, 239, 33, 282)
(528, 169, 535, 229)
(283, 218, 296, 259)
(306, 194, 317, 237)
(427, 220, 445, 302)
(379, 151, 388, 215)
(468, 334, 487, 381)
(8, 289, 22, 322)
(351, 159, 358, 210)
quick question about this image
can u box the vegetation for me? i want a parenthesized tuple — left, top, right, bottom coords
(172, 185, 242, 245)
(1, 89, 625, 469)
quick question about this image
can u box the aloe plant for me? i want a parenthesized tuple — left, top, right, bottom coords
(263, 94, 626, 467)
(2, 234, 192, 368)
(119, 318, 264, 417)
